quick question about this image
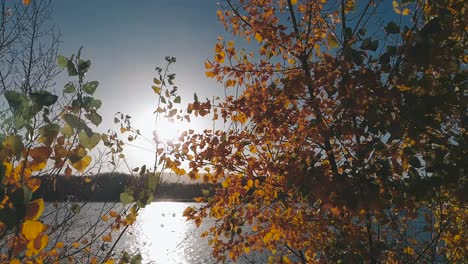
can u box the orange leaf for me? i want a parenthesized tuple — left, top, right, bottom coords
(102, 234, 112, 242)
(25, 199, 45, 221)
(29, 146, 52, 162)
(65, 166, 72, 177)
(109, 211, 118, 218)
(26, 178, 41, 192)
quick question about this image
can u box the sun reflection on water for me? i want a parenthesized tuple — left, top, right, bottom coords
(125, 202, 211, 264)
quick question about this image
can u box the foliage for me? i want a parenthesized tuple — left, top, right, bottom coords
(0, 3, 178, 263)
(160, 0, 466, 263)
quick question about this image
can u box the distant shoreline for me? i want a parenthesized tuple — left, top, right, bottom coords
(34, 173, 214, 202)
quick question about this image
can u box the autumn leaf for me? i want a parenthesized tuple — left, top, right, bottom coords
(25, 199, 45, 221)
(254, 32, 263, 43)
(22, 0, 30, 5)
(26, 234, 48, 256)
(215, 51, 225, 63)
(102, 234, 112, 242)
(21, 221, 44, 241)
(26, 178, 41, 192)
(70, 155, 92, 172)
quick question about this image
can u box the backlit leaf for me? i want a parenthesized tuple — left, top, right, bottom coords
(25, 199, 45, 221)
(120, 192, 134, 205)
(21, 221, 44, 241)
(83, 81, 99, 95)
(57, 55, 68, 69)
(71, 155, 92, 172)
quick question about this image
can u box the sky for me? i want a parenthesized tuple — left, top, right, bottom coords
(50, 0, 227, 172)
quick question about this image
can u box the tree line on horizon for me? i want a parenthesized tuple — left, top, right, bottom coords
(0, 0, 465, 263)
(33, 173, 214, 202)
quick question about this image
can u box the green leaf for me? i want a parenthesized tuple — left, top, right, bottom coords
(38, 123, 60, 145)
(85, 111, 102, 126)
(5, 135, 24, 159)
(78, 59, 91, 74)
(160, 96, 166, 104)
(13, 116, 27, 129)
(358, 28, 367, 36)
(384, 22, 400, 34)
(30, 91, 58, 107)
(82, 81, 99, 95)
(139, 165, 146, 176)
(4, 90, 29, 112)
(360, 38, 379, 51)
(146, 174, 158, 190)
(78, 131, 101, 150)
(67, 60, 78, 76)
(61, 123, 74, 137)
(63, 114, 92, 136)
(63, 83, 76, 93)
(71, 203, 81, 214)
(174, 96, 181, 104)
(57, 55, 68, 69)
(23, 186, 32, 204)
(130, 254, 142, 264)
(120, 192, 134, 205)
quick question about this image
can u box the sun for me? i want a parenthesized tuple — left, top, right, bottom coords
(153, 117, 184, 144)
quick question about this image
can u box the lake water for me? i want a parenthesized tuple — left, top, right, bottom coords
(44, 202, 266, 264)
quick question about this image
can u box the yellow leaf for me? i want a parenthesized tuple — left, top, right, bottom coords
(247, 179, 253, 188)
(26, 233, 48, 256)
(404, 246, 414, 255)
(215, 51, 225, 63)
(152, 86, 161, 94)
(56, 241, 64, 248)
(21, 221, 44, 241)
(101, 215, 109, 222)
(25, 199, 45, 221)
(263, 232, 272, 244)
(9, 259, 21, 264)
(221, 180, 228, 188)
(103, 259, 115, 264)
(71, 155, 92, 172)
(453, 234, 461, 242)
(291, 0, 297, 5)
(22, 0, 30, 6)
(327, 34, 339, 48)
(397, 84, 411, 91)
(392, 1, 399, 8)
(72, 242, 80, 249)
(31, 161, 46, 171)
(84, 177, 92, 183)
(402, 8, 410, 15)
(254, 32, 263, 43)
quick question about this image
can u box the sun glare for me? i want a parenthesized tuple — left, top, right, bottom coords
(153, 117, 186, 144)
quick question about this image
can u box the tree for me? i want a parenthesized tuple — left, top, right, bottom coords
(161, 0, 466, 262)
(0, 1, 153, 263)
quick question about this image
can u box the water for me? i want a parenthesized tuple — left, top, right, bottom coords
(42, 202, 265, 264)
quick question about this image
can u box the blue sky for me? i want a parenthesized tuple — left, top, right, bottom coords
(51, 1, 226, 171)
